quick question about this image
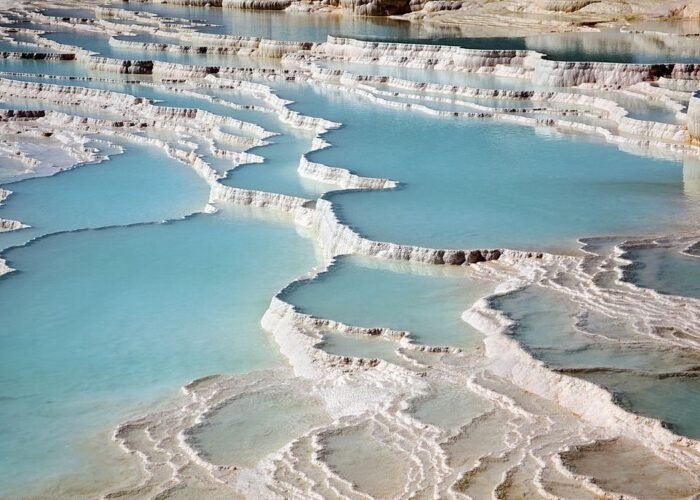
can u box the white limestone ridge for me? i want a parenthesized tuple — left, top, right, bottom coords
(0, 218, 28, 232)
(531, 59, 700, 88)
(298, 155, 398, 190)
(203, 75, 341, 133)
(304, 65, 693, 143)
(464, 291, 700, 474)
(312, 36, 700, 89)
(0, 52, 75, 61)
(109, 35, 311, 59)
(311, 197, 511, 264)
(0, 78, 271, 139)
(9, 15, 699, 95)
(689, 91, 700, 142)
(316, 36, 532, 72)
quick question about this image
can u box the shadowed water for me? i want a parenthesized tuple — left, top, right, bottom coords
(495, 285, 700, 439)
(624, 245, 700, 299)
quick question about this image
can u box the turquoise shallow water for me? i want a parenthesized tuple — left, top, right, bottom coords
(317, 59, 536, 90)
(0, 38, 59, 54)
(281, 84, 694, 251)
(493, 286, 699, 370)
(0, 207, 316, 495)
(0, 140, 209, 250)
(224, 128, 333, 198)
(42, 7, 97, 19)
(282, 256, 491, 348)
(187, 379, 329, 468)
(0, 58, 90, 77)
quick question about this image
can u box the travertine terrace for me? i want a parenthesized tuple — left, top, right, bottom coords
(1, 1, 700, 499)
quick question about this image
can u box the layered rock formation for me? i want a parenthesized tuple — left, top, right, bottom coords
(690, 90, 700, 142)
(114, 0, 700, 24)
(2, 5, 700, 498)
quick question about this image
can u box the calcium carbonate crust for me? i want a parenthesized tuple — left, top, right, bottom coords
(2, 5, 700, 497)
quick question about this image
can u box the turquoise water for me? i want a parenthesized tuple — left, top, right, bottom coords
(0, 58, 90, 77)
(0, 140, 209, 250)
(282, 256, 490, 348)
(224, 128, 332, 198)
(0, 37, 58, 54)
(195, 84, 336, 197)
(522, 26, 700, 64)
(322, 424, 409, 498)
(284, 84, 692, 251)
(409, 383, 491, 430)
(495, 286, 699, 370)
(0, 207, 316, 495)
(582, 89, 682, 124)
(623, 246, 700, 299)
